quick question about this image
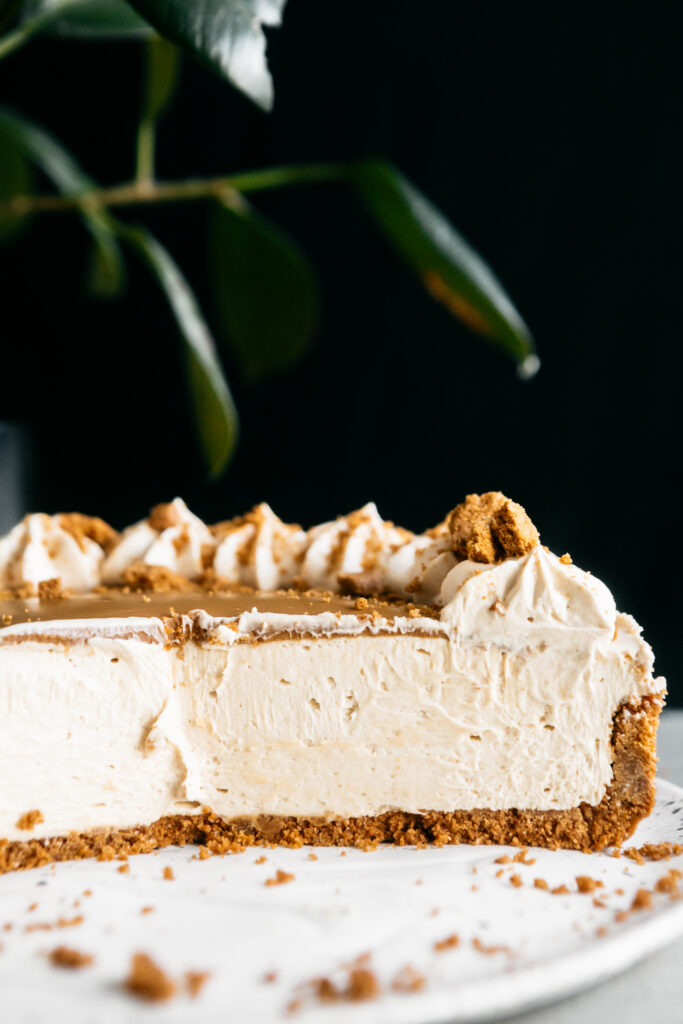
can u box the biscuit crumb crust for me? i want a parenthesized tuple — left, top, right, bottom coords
(0, 695, 660, 874)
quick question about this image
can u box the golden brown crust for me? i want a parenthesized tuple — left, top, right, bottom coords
(448, 492, 540, 563)
(0, 695, 660, 874)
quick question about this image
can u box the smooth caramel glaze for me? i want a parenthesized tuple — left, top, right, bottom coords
(0, 589, 424, 628)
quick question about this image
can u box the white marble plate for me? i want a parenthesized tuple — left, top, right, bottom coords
(3, 780, 683, 1024)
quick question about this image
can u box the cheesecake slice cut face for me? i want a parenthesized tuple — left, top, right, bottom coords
(0, 494, 664, 871)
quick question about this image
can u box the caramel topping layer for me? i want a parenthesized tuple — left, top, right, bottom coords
(0, 589, 423, 629)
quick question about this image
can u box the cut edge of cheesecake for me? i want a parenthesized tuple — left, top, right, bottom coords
(0, 692, 661, 875)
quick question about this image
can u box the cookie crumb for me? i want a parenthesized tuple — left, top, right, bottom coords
(122, 562, 197, 594)
(25, 915, 83, 934)
(624, 843, 683, 862)
(162, 866, 174, 881)
(337, 573, 382, 597)
(347, 969, 380, 1002)
(124, 953, 176, 1003)
(265, 869, 295, 887)
(58, 513, 118, 553)
(631, 889, 653, 912)
(576, 876, 603, 893)
(655, 869, 682, 897)
(148, 503, 180, 532)
(391, 965, 426, 993)
(308, 968, 380, 1005)
(448, 492, 539, 563)
(37, 578, 70, 601)
(15, 810, 44, 832)
(434, 933, 459, 953)
(472, 937, 510, 956)
(185, 970, 211, 998)
(49, 946, 94, 970)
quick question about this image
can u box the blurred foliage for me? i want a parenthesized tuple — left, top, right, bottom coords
(0, 0, 537, 476)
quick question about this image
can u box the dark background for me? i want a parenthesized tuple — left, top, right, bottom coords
(1, 3, 681, 695)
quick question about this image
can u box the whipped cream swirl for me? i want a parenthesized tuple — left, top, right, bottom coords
(298, 502, 457, 601)
(0, 514, 107, 592)
(0, 498, 462, 601)
(440, 546, 618, 640)
(213, 503, 307, 591)
(102, 498, 213, 584)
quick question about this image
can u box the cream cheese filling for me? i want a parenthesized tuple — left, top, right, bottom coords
(0, 616, 661, 843)
(0, 545, 665, 843)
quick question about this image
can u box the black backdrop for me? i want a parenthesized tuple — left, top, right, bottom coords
(1, 3, 681, 696)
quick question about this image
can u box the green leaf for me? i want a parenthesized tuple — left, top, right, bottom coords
(121, 225, 239, 477)
(352, 160, 539, 377)
(0, 130, 32, 243)
(128, 0, 286, 110)
(142, 35, 180, 122)
(0, 106, 125, 295)
(85, 231, 126, 297)
(19, 0, 151, 37)
(210, 197, 317, 381)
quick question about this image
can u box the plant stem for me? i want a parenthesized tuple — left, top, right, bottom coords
(1, 163, 348, 217)
(227, 164, 346, 193)
(135, 116, 156, 185)
(0, 12, 52, 61)
(135, 37, 172, 186)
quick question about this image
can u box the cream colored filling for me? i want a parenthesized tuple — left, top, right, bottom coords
(0, 622, 658, 843)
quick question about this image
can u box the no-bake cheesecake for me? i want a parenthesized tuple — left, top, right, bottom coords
(0, 493, 664, 872)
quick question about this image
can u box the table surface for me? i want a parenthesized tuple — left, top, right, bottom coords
(504, 709, 683, 1024)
